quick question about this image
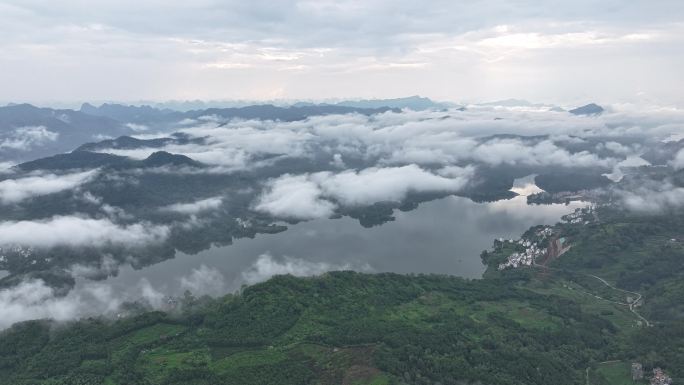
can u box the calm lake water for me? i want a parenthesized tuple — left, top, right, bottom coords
(91, 177, 585, 297)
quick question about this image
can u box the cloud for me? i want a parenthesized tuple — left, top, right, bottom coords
(604, 155, 650, 182)
(0, 162, 14, 173)
(68, 255, 119, 279)
(0, 170, 97, 204)
(160, 196, 223, 215)
(0, 277, 168, 330)
(255, 164, 473, 219)
(179, 265, 225, 296)
(602, 141, 635, 156)
(0, 252, 372, 329)
(255, 174, 336, 219)
(670, 148, 684, 171)
(81, 107, 684, 174)
(241, 253, 372, 285)
(0, 279, 99, 329)
(124, 122, 149, 131)
(0, 216, 169, 248)
(1, 1, 683, 105)
(138, 278, 166, 308)
(0, 126, 59, 151)
(617, 181, 684, 213)
(471, 138, 613, 168)
(313, 164, 473, 205)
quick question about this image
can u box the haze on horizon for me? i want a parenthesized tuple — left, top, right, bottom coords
(1, 0, 683, 106)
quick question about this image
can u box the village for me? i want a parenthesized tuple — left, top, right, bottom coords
(0, 245, 34, 270)
(632, 363, 673, 385)
(497, 207, 595, 271)
(496, 225, 556, 270)
(496, 236, 546, 270)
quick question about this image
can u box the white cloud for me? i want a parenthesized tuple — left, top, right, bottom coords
(0, 170, 97, 204)
(603, 141, 635, 156)
(312, 164, 473, 206)
(255, 174, 336, 220)
(0, 162, 14, 173)
(471, 139, 613, 168)
(1, 1, 683, 104)
(80, 107, 684, 173)
(241, 253, 371, 285)
(138, 278, 165, 308)
(0, 252, 371, 329)
(125, 123, 149, 131)
(0, 126, 59, 151)
(604, 155, 650, 182)
(160, 196, 223, 215)
(68, 255, 119, 279)
(0, 277, 170, 330)
(0, 216, 169, 248)
(618, 182, 684, 213)
(255, 164, 473, 219)
(179, 264, 225, 296)
(670, 148, 684, 171)
(0, 279, 97, 329)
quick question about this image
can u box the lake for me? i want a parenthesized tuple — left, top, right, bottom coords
(91, 176, 585, 298)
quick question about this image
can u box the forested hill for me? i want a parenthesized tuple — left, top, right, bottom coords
(0, 272, 616, 385)
(0, 273, 680, 385)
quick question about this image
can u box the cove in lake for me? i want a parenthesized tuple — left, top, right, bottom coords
(88, 177, 585, 298)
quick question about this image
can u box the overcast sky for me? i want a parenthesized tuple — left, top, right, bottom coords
(1, 0, 683, 105)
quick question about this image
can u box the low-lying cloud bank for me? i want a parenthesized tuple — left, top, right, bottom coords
(81, 105, 684, 173)
(0, 126, 59, 151)
(160, 196, 223, 215)
(0, 253, 371, 330)
(0, 277, 165, 330)
(254, 164, 474, 219)
(179, 264, 226, 297)
(241, 253, 372, 285)
(0, 170, 97, 204)
(0, 216, 169, 248)
(618, 183, 684, 213)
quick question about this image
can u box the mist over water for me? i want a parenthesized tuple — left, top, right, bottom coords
(95, 182, 585, 297)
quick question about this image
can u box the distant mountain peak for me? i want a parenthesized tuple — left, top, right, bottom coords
(569, 103, 604, 116)
(142, 151, 202, 168)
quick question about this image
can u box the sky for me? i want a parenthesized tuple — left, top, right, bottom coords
(0, 0, 683, 105)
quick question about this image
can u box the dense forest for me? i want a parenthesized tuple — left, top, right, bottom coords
(0, 272, 620, 385)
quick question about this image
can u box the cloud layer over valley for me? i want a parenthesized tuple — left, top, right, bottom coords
(1, 102, 684, 330)
(0, 170, 96, 204)
(255, 165, 473, 219)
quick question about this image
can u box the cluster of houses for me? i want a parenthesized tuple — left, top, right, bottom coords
(536, 226, 554, 238)
(650, 368, 673, 385)
(528, 189, 605, 204)
(496, 207, 597, 271)
(0, 245, 33, 258)
(562, 207, 596, 225)
(497, 233, 549, 270)
(0, 245, 34, 267)
(236, 218, 252, 228)
(632, 363, 673, 385)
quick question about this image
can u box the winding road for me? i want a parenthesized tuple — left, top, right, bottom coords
(585, 274, 651, 327)
(533, 264, 652, 327)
